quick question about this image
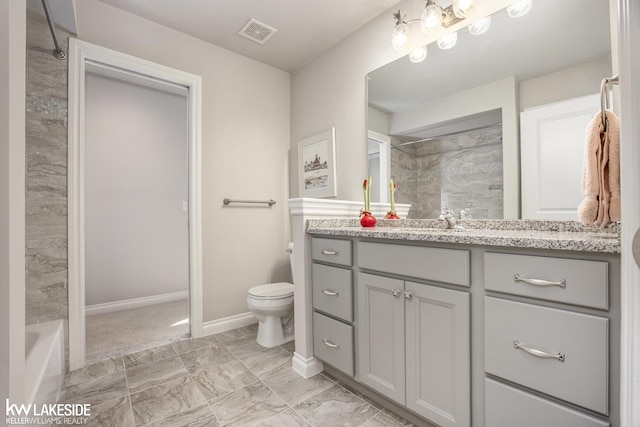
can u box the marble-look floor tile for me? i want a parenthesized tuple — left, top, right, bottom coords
(238, 346, 292, 379)
(123, 343, 177, 369)
(193, 359, 259, 401)
(59, 371, 127, 406)
(293, 384, 379, 427)
(262, 368, 334, 407)
(250, 408, 310, 427)
(214, 324, 258, 344)
(148, 404, 220, 427)
(172, 334, 220, 355)
(130, 375, 207, 426)
(178, 344, 236, 374)
(63, 357, 124, 387)
(381, 409, 415, 426)
(67, 395, 134, 427)
(125, 356, 189, 394)
(280, 340, 295, 355)
(222, 335, 263, 359)
(208, 382, 287, 426)
(362, 412, 407, 427)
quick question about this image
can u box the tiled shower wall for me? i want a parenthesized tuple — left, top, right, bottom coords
(391, 126, 503, 219)
(25, 13, 71, 326)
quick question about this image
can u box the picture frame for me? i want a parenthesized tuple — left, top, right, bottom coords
(297, 127, 337, 198)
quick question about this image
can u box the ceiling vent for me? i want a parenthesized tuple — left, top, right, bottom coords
(239, 18, 277, 45)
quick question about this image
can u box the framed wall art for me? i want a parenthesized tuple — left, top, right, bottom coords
(297, 127, 337, 198)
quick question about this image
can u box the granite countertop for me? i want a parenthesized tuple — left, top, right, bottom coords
(306, 219, 621, 254)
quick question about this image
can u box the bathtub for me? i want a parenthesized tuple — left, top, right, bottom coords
(25, 320, 65, 405)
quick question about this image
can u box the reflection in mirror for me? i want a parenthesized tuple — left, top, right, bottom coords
(367, 0, 611, 219)
(367, 130, 390, 203)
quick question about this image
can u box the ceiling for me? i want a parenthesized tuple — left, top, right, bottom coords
(95, 0, 402, 72)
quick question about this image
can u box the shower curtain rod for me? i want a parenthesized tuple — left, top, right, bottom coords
(391, 122, 503, 149)
(41, 0, 66, 60)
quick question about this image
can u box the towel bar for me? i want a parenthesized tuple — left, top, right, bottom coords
(223, 198, 276, 207)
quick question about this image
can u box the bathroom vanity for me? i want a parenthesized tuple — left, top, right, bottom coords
(305, 219, 620, 427)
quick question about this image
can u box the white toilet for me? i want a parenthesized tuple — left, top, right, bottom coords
(247, 243, 294, 348)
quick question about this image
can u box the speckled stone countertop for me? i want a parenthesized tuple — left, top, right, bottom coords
(306, 219, 621, 254)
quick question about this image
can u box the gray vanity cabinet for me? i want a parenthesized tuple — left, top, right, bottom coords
(358, 272, 470, 427)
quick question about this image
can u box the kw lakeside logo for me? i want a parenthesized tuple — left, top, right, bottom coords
(5, 399, 91, 425)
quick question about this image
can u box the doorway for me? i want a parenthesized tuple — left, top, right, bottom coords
(67, 39, 203, 370)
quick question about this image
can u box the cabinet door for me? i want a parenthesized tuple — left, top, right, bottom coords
(405, 282, 470, 427)
(357, 273, 405, 404)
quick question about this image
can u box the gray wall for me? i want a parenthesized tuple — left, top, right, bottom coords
(25, 12, 71, 326)
(84, 73, 189, 306)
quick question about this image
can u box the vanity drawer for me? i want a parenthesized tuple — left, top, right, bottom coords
(358, 242, 469, 287)
(312, 263, 353, 322)
(484, 297, 608, 414)
(311, 237, 352, 266)
(484, 252, 608, 309)
(485, 379, 609, 427)
(313, 312, 354, 376)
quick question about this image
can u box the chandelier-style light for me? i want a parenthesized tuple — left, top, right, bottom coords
(391, 0, 532, 63)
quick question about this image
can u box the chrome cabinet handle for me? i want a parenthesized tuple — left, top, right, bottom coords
(392, 289, 401, 297)
(322, 338, 340, 349)
(513, 340, 565, 362)
(322, 289, 339, 297)
(514, 274, 566, 289)
(321, 249, 338, 256)
(404, 291, 413, 300)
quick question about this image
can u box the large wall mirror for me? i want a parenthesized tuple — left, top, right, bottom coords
(367, 0, 612, 219)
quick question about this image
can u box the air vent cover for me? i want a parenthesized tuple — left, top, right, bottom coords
(239, 18, 277, 44)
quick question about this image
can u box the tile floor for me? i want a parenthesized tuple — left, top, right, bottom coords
(60, 325, 414, 426)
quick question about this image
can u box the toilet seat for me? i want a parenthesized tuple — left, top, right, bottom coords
(248, 282, 293, 300)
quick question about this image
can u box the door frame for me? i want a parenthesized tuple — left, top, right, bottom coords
(67, 38, 203, 370)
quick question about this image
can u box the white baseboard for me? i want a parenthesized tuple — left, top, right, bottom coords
(202, 312, 257, 336)
(292, 351, 324, 378)
(85, 290, 188, 316)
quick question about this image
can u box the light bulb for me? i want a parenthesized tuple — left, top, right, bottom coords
(468, 16, 491, 35)
(453, 0, 475, 18)
(507, 0, 533, 18)
(437, 32, 457, 50)
(391, 22, 410, 52)
(409, 46, 428, 63)
(420, 2, 444, 34)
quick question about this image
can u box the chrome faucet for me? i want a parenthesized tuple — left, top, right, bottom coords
(458, 208, 472, 220)
(439, 207, 457, 229)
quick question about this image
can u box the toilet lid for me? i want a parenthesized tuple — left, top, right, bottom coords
(248, 282, 294, 299)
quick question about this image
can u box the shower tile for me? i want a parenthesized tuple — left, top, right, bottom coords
(292, 384, 379, 427)
(59, 371, 127, 407)
(178, 344, 235, 374)
(63, 357, 125, 387)
(172, 334, 220, 355)
(147, 404, 219, 427)
(192, 359, 259, 401)
(77, 395, 134, 427)
(207, 382, 287, 426)
(125, 356, 189, 394)
(236, 346, 292, 379)
(251, 408, 310, 427)
(123, 344, 177, 369)
(129, 375, 207, 426)
(262, 367, 334, 407)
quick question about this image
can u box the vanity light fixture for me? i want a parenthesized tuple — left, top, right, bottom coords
(507, 0, 533, 18)
(468, 16, 491, 35)
(409, 46, 428, 63)
(437, 31, 458, 49)
(452, 0, 475, 18)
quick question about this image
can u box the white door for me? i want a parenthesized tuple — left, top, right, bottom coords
(520, 93, 599, 219)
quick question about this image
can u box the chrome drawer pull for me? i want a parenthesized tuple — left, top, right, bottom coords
(514, 274, 566, 289)
(322, 338, 340, 349)
(321, 249, 339, 256)
(513, 340, 565, 362)
(392, 289, 401, 297)
(322, 289, 339, 297)
(404, 291, 413, 300)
